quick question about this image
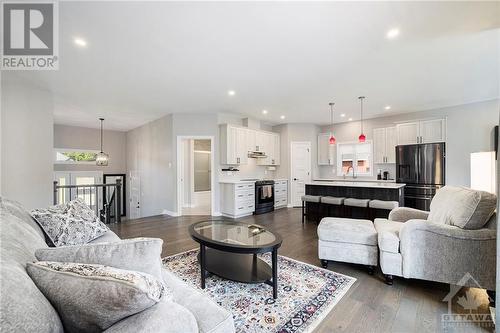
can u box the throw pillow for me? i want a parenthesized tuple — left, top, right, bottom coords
(26, 261, 170, 333)
(35, 238, 163, 280)
(31, 198, 109, 246)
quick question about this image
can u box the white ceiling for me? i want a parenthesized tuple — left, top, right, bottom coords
(6, 1, 500, 131)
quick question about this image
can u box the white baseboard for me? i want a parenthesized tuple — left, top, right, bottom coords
(161, 209, 180, 217)
(212, 211, 222, 216)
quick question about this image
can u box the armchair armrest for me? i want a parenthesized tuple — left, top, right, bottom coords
(399, 219, 496, 290)
(389, 207, 429, 222)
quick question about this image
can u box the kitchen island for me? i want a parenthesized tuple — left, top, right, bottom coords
(305, 180, 405, 207)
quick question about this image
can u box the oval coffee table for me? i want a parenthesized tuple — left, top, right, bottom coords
(189, 220, 283, 299)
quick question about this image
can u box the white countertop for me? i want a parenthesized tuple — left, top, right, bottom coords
(313, 178, 397, 183)
(219, 178, 288, 184)
(306, 180, 405, 189)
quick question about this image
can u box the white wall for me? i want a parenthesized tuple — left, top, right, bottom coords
(126, 115, 173, 217)
(1, 77, 54, 209)
(318, 99, 499, 186)
(272, 123, 321, 204)
(54, 124, 127, 174)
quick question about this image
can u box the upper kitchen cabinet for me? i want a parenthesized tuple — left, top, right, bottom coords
(318, 133, 336, 165)
(220, 124, 280, 165)
(396, 119, 446, 145)
(373, 127, 397, 163)
(220, 124, 248, 165)
(257, 132, 280, 166)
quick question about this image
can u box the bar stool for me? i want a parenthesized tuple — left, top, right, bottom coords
(301, 195, 321, 224)
(344, 198, 371, 219)
(369, 200, 399, 219)
(320, 196, 345, 218)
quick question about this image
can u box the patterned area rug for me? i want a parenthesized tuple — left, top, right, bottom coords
(162, 249, 356, 333)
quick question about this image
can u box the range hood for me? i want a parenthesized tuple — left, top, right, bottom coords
(248, 151, 267, 158)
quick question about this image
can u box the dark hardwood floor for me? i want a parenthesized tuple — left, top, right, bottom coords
(109, 208, 493, 333)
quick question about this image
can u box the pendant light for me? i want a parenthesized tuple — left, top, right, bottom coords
(358, 96, 366, 142)
(96, 118, 109, 166)
(328, 102, 336, 145)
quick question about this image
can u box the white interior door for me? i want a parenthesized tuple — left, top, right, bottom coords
(70, 172, 102, 212)
(129, 171, 141, 219)
(290, 142, 312, 207)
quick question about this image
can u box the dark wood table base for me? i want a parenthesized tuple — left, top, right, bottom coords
(199, 245, 279, 299)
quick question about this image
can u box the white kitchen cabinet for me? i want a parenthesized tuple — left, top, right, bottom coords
(373, 127, 397, 164)
(220, 182, 255, 218)
(396, 119, 446, 145)
(220, 125, 248, 165)
(420, 119, 446, 143)
(274, 180, 288, 208)
(317, 133, 336, 165)
(396, 122, 420, 145)
(258, 132, 280, 166)
(246, 129, 256, 152)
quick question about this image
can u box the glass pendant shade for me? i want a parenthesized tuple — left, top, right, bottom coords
(96, 152, 109, 166)
(358, 133, 366, 142)
(96, 118, 109, 166)
(329, 135, 336, 145)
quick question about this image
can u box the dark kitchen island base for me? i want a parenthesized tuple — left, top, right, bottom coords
(305, 182, 405, 219)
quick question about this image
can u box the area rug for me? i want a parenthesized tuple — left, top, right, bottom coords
(162, 249, 356, 333)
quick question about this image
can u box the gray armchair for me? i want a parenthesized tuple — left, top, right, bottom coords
(374, 186, 497, 291)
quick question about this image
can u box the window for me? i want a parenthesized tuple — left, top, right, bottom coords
(336, 141, 373, 176)
(54, 148, 99, 164)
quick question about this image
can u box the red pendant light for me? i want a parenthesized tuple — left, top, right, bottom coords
(328, 102, 336, 145)
(358, 96, 366, 142)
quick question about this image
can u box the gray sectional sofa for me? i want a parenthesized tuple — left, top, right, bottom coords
(0, 198, 235, 333)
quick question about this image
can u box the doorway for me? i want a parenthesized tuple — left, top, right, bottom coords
(177, 137, 214, 216)
(290, 142, 312, 207)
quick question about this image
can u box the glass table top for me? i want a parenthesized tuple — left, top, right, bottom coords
(191, 221, 277, 247)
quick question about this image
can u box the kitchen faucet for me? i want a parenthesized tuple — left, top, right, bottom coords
(344, 166, 356, 179)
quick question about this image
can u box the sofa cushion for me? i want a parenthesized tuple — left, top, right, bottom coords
(318, 217, 377, 246)
(374, 219, 404, 254)
(428, 186, 497, 230)
(161, 269, 235, 333)
(31, 198, 109, 246)
(27, 261, 170, 333)
(104, 299, 198, 333)
(0, 210, 64, 333)
(89, 230, 121, 243)
(35, 238, 163, 280)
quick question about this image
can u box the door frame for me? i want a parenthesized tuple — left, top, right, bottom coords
(290, 141, 312, 207)
(176, 136, 215, 216)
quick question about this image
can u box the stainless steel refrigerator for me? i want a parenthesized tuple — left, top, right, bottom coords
(396, 143, 445, 211)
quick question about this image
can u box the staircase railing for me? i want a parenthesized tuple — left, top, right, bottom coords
(53, 179, 122, 224)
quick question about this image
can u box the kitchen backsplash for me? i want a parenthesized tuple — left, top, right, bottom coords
(219, 158, 276, 180)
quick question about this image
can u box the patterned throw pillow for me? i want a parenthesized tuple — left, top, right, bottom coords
(31, 198, 109, 247)
(26, 261, 170, 333)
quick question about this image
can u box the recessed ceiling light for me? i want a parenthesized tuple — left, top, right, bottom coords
(386, 28, 400, 39)
(384, 105, 391, 110)
(262, 110, 268, 114)
(348, 118, 353, 121)
(227, 90, 236, 96)
(280, 115, 285, 120)
(74, 38, 87, 47)
(340, 113, 346, 117)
